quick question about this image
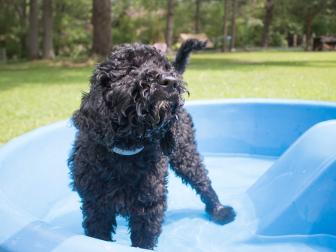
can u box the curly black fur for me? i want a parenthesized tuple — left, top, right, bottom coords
(69, 40, 235, 250)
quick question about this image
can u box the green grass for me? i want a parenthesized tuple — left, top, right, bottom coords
(186, 51, 336, 99)
(1, 51, 336, 144)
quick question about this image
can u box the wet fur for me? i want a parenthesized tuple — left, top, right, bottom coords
(69, 40, 235, 250)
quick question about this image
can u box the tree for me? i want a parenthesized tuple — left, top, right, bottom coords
(222, 0, 229, 52)
(16, 0, 29, 58)
(92, 0, 112, 56)
(165, 0, 175, 50)
(42, 0, 54, 59)
(195, 0, 201, 34)
(229, 0, 238, 51)
(27, 0, 39, 59)
(261, 0, 274, 48)
(288, 0, 331, 51)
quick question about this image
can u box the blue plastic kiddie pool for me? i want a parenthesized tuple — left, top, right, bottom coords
(1, 99, 336, 252)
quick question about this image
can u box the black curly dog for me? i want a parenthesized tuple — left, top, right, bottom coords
(69, 39, 235, 250)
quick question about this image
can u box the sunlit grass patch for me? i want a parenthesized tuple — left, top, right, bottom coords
(1, 51, 336, 143)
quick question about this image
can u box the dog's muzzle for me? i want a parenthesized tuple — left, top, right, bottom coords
(111, 115, 178, 156)
(144, 114, 179, 138)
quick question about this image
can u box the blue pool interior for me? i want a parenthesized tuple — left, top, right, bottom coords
(1, 99, 336, 252)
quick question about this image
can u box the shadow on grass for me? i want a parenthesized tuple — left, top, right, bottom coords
(188, 58, 336, 71)
(0, 65, 91, 91)
(1, 56, 336, 91)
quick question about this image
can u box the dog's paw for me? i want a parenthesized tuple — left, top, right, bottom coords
(208, 204, 236, 225)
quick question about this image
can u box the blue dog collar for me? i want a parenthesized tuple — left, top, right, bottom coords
(112, 146, 144, 156)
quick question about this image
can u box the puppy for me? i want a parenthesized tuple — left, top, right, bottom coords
(69, 39, 235, 249)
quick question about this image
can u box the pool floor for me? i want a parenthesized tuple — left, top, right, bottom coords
(42, 155, 329, 252)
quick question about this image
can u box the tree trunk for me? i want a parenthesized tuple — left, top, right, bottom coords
(27, 0, 39, 59)
(222, 0, 229, 52)
(229, 0, 237, 51)
(305, 16, 313, 51)
(261, 0, 273, 48)
(293, 34, 297, 47)
(92, 0, 112, 56)
(165, 0, 175, 51)
(195, 0, 201, 34)
(16, 0, 28, 58)
(42, 0, 54, 59)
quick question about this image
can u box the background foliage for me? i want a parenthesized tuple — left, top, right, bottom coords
(1, 0, 336, 144)
(1, 0, 336, 59)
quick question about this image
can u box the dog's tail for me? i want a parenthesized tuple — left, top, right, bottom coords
(173, 39, 207, 74)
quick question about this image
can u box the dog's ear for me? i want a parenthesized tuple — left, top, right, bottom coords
(72, 82, 117, 145)
(160, 129, 176, 156)
(92, 65, 111, 87)
(72, 90, 111, 139)
(72, 92, 95, 132)
(73, 66, 112, 132)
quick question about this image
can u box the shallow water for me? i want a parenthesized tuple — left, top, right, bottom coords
(43, 155, 276, 251)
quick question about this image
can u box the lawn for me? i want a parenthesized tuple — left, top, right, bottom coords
(1, 51, 336, 144)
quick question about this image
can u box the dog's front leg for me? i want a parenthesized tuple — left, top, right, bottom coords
(129, 202, 165, 250)
(170, 146, 235, 224)
(169, 113, 236, 225)
(69, 144, 117, 241)
(81, 198, 117, 241)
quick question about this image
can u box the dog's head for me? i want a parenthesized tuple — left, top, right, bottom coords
(74, 43, 188, 155)
(74, 40, 206, 155)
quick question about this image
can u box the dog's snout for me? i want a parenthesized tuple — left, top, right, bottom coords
(161, 76, 177, 87)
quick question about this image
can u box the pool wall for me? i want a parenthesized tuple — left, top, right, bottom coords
(1, 99, 336, 252)
(188, 99, 336, 156)
(248, 120, 336, 236)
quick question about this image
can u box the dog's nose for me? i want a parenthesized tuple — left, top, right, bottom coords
(161, 76, 177, 87)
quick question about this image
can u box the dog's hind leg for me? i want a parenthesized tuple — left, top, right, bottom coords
(169, 111, 236, 225)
